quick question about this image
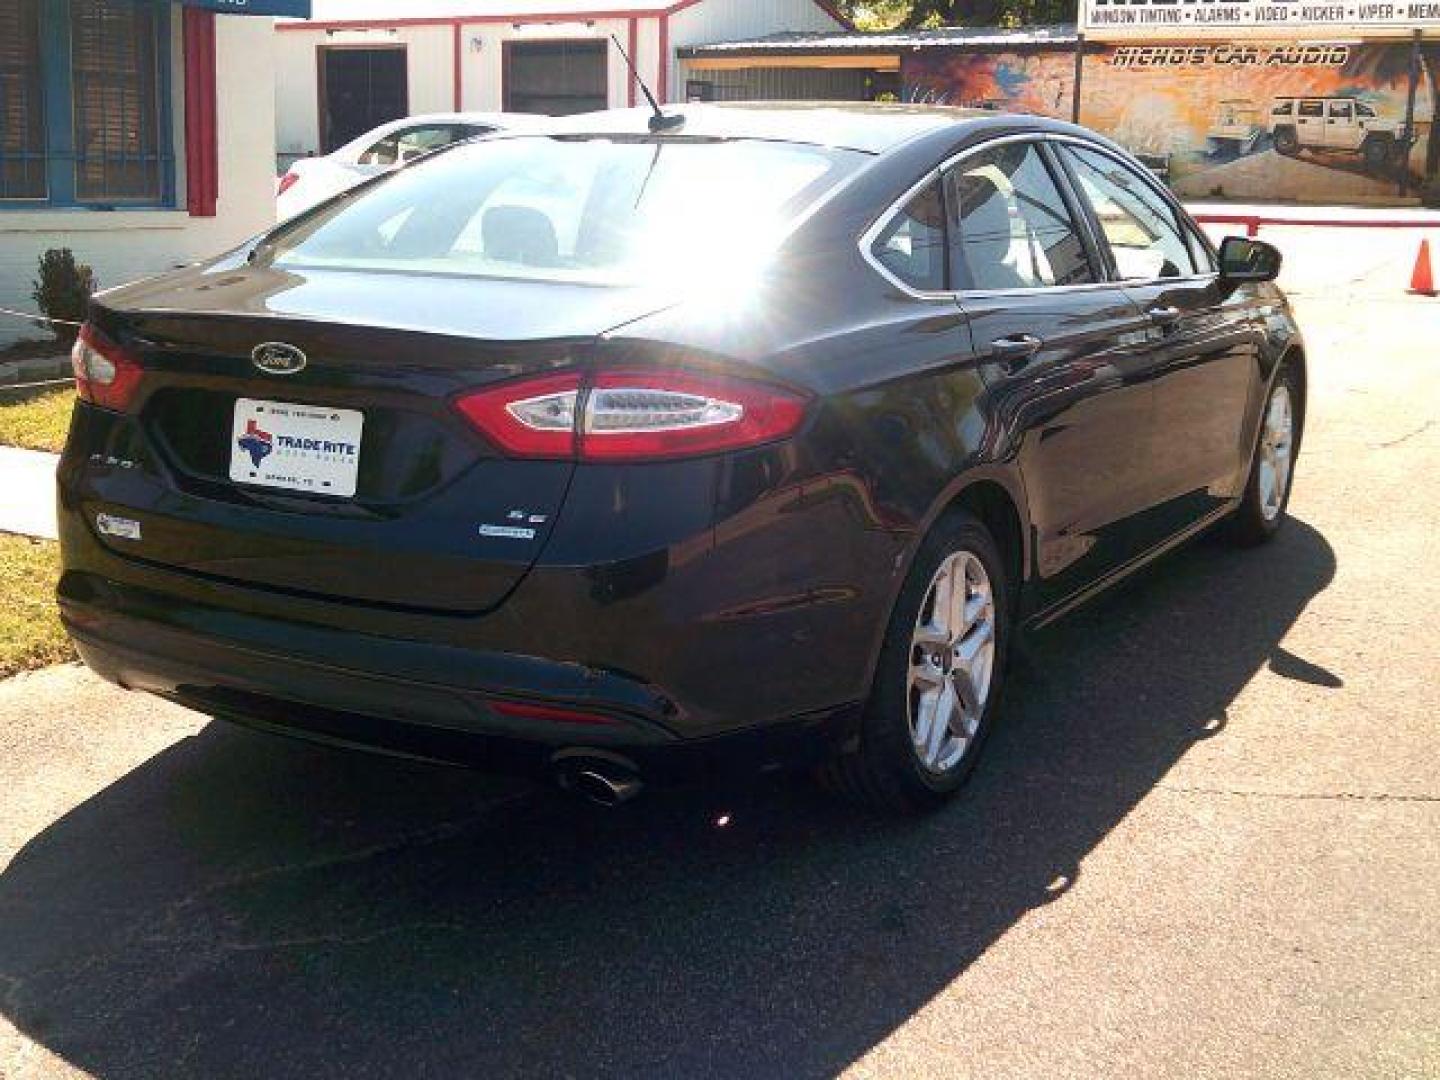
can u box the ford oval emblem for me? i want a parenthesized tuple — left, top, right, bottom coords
(251, 342, 307, 376)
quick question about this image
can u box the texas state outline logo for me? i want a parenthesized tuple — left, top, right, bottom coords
(238, 418, 274, 468)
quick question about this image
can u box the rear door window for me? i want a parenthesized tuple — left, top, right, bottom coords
(1299, 100, 1324, 118)
(945, 141, 1095, 291)
(1061, 145, 1196, 281)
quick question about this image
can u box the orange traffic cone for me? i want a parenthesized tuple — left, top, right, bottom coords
(1409, 238, 1436, 297)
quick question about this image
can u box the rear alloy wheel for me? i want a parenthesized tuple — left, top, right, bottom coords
(1230, 364, 1299, 545)
(907, 550, 996, 775)
(819, 510, 1010, 813)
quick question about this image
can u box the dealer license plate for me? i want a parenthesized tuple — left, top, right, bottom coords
(229, 398, 364, 498)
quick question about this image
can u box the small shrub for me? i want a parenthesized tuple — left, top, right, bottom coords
(30, 248, 97, 345)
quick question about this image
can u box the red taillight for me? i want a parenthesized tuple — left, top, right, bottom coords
(454, 371, 582, 458)
(455, 368, 809, 463)
(71, 324, 144, 412)
(582, 370, 810, 460)
(491, 700, 619, 726)
(276, 169, 300, 197)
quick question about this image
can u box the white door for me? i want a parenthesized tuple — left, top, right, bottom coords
(1295, 99, 1325, 149)
(1325, 99, 1359, 150)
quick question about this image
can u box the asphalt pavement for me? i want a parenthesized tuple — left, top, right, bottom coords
(1, 284, 1437, 1078)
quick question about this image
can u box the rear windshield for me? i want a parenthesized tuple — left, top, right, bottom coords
(262, 136, 865, 285)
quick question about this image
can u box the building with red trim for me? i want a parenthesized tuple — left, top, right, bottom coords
(0, 0, 295, 346)
(273, 0, 848, 165)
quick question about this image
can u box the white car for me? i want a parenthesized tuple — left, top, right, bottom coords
(276, 112, 545, 221)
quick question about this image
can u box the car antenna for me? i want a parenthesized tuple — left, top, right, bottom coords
(610, 33, 684, 133)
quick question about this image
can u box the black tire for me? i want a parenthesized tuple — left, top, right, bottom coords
(1273, 128, 1300, 157)
(1229, 362, 1301, 547)
(817, 510, 1012, 813)
(1362, 136, 1392, 175)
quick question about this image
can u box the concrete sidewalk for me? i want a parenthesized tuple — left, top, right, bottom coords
(0, 446, 58, 541)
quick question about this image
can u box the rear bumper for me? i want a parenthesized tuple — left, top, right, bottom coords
(57, 397, 905, 776)
(60, 572, 858, 781)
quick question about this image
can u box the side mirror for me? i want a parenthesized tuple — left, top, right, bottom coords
(1218, 236, 1282, 284)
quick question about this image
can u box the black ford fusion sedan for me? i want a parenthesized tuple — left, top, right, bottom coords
(58, 104, 1303, 812)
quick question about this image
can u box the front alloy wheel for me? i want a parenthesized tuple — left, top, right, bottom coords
(1256, 382, 1295, 523)
(1231, 363, 1301, 545)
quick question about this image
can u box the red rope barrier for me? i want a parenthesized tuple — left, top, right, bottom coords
(1192, 213, 1440, 237)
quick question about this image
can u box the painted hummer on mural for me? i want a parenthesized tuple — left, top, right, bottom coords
(1268, 96, 1412, 173)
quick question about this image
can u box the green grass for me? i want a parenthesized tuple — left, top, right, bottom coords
(0, 534, 73, 678)
(0, 388, 75, 453)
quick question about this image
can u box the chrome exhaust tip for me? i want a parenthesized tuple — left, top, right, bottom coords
(553, 751, 644, 807)
(570, 767, 643, 807)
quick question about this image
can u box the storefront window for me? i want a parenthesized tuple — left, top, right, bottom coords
(0, 0, 172, 208)
(0, 0, 47, 200)
(72, 0, 164, 202)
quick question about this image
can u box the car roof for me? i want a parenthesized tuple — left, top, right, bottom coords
(405, 111, 550, 127)
(529, 102, 1006, 155)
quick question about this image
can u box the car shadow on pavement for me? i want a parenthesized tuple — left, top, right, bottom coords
(0, 520, 1336, 1080)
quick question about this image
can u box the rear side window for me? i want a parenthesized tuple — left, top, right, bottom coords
(945, 142, 1094, 291)
(1062, 145, 1196, 281)
(1273, 100, 1293, 116)
(1330, 100, 1353, 119)
(869, 178, 947, 292)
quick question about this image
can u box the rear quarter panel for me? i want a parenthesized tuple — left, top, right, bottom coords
(603, 140, 1032, 704)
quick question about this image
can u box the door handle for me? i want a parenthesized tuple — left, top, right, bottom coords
(990, 334, 1043, 370)
(1147, 305, 1182, 328)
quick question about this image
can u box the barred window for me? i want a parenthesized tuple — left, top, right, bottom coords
(71, 0, 164, 203)
(0, 0, 171, 208)
(0, 0, 46, 200)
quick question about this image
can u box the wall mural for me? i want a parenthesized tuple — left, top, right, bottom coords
(903, 42, 1440, 205)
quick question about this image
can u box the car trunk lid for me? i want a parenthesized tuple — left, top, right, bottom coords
(80, 262, 675, 613)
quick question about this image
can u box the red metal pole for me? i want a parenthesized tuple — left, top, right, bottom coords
(453, 22, 463, 111)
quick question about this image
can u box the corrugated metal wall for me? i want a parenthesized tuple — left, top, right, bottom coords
(667, 0, 846, 99)
(677, 65, 876, 103)
(668, 0, 842, 52)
